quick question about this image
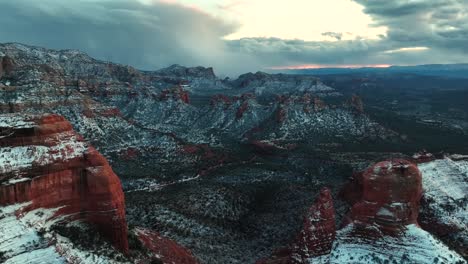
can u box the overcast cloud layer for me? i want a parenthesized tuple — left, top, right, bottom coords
(1, 0, 468, 76)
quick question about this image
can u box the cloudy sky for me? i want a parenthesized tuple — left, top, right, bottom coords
(0, 0, 467, 75)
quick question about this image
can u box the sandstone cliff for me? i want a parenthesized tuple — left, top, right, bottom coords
(0, 113, 129, 253)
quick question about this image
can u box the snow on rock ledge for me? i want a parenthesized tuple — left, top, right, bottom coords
(0, 203, 131, 263)
(0, 113, 129, 254)
(258, 160, 466, 263)
(418, 157, 468, 257)
(329, 159, 466, 263)
(328, 223, 465, 264)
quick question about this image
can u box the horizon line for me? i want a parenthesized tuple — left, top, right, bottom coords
(269, 64, 393, 70)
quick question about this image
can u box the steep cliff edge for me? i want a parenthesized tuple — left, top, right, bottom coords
(0, 113, 129, 253)
(257, 188, 336, 264)
(0, 113, 203, 263)
(258, 159, 466, 264)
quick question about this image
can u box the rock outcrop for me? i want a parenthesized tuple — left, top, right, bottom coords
(348, 94, 364, 113)
(0, 113, 129, 253)
(329, 159, 464, 263)
(0, 55, 15, 78)
(156, 64, 216, 80)
(289, 188, 336, 262)
(230, 72, 338, 97)
(341, 159, 422, 234)
(258, 160, 465, 264)
(135, 228, 199, 264)
(258, 188, 336, 264)
(159, 85, 190, 104)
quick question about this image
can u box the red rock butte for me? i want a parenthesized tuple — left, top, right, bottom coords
(0, 113, 129, 253)
(342, 159, 423, 234)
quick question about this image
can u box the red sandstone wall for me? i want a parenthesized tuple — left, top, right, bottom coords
(0, 114, 129, 253)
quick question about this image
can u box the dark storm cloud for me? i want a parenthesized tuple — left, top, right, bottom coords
(227, 37, 388, 66)
(353, 0, 468, 52)
(0, 0, 256, 74)
(0, 0, 467, 75)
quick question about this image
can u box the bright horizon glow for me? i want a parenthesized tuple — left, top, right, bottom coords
(270, 64, 393, 70)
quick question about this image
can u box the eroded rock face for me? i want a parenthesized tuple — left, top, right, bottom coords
(289, 188, 336, 262)
(348, 94, 364, 113)
(257, 188, 336, 264)
(326, 159, 465, 264)
(135, 228, 200, 264)
(342, 159, 422, 234)
(0, 113, 129, 253)
(156, 64, 216, 80)
(0, 55, 15, 78)
(259, 160, 465, 263)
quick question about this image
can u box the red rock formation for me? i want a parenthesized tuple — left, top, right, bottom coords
(0, 114, 129, 253)
(0, 55, 16, 78)
(276, 95, 290, 104)
(289, 188, 336, 262)
(300, 93, 312, 113)
(236, 101, 250, 119)
(180, 91, 190, 104)
(0, 57, 3, 78)
(276, 107, 287, 123)
(180, 144, 221, 163)
(313, 97, 326, 112)
(118, 147, 140, 160)
(259, 160, 464, 263)
(300, 93, 312, 104)
(349, 95, 364, 113)
(159, 86, 190, 104)
(258, 188, 336, 264)
(341, 159, 422, 234)
(249, 140, 279, 155)
(99, 107, 122, 117)
(210, 94, 232, 108)
(135, 228, 199, 264)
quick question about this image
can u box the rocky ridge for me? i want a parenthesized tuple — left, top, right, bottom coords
(0, 42, 398, 182)
(1, 42, 464, 264)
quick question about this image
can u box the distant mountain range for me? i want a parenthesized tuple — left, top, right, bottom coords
(275, 64, 468, 78)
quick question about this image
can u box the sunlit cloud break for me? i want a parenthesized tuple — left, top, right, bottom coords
(270, 64, 393, 70)
(383, 47, 430, 54)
